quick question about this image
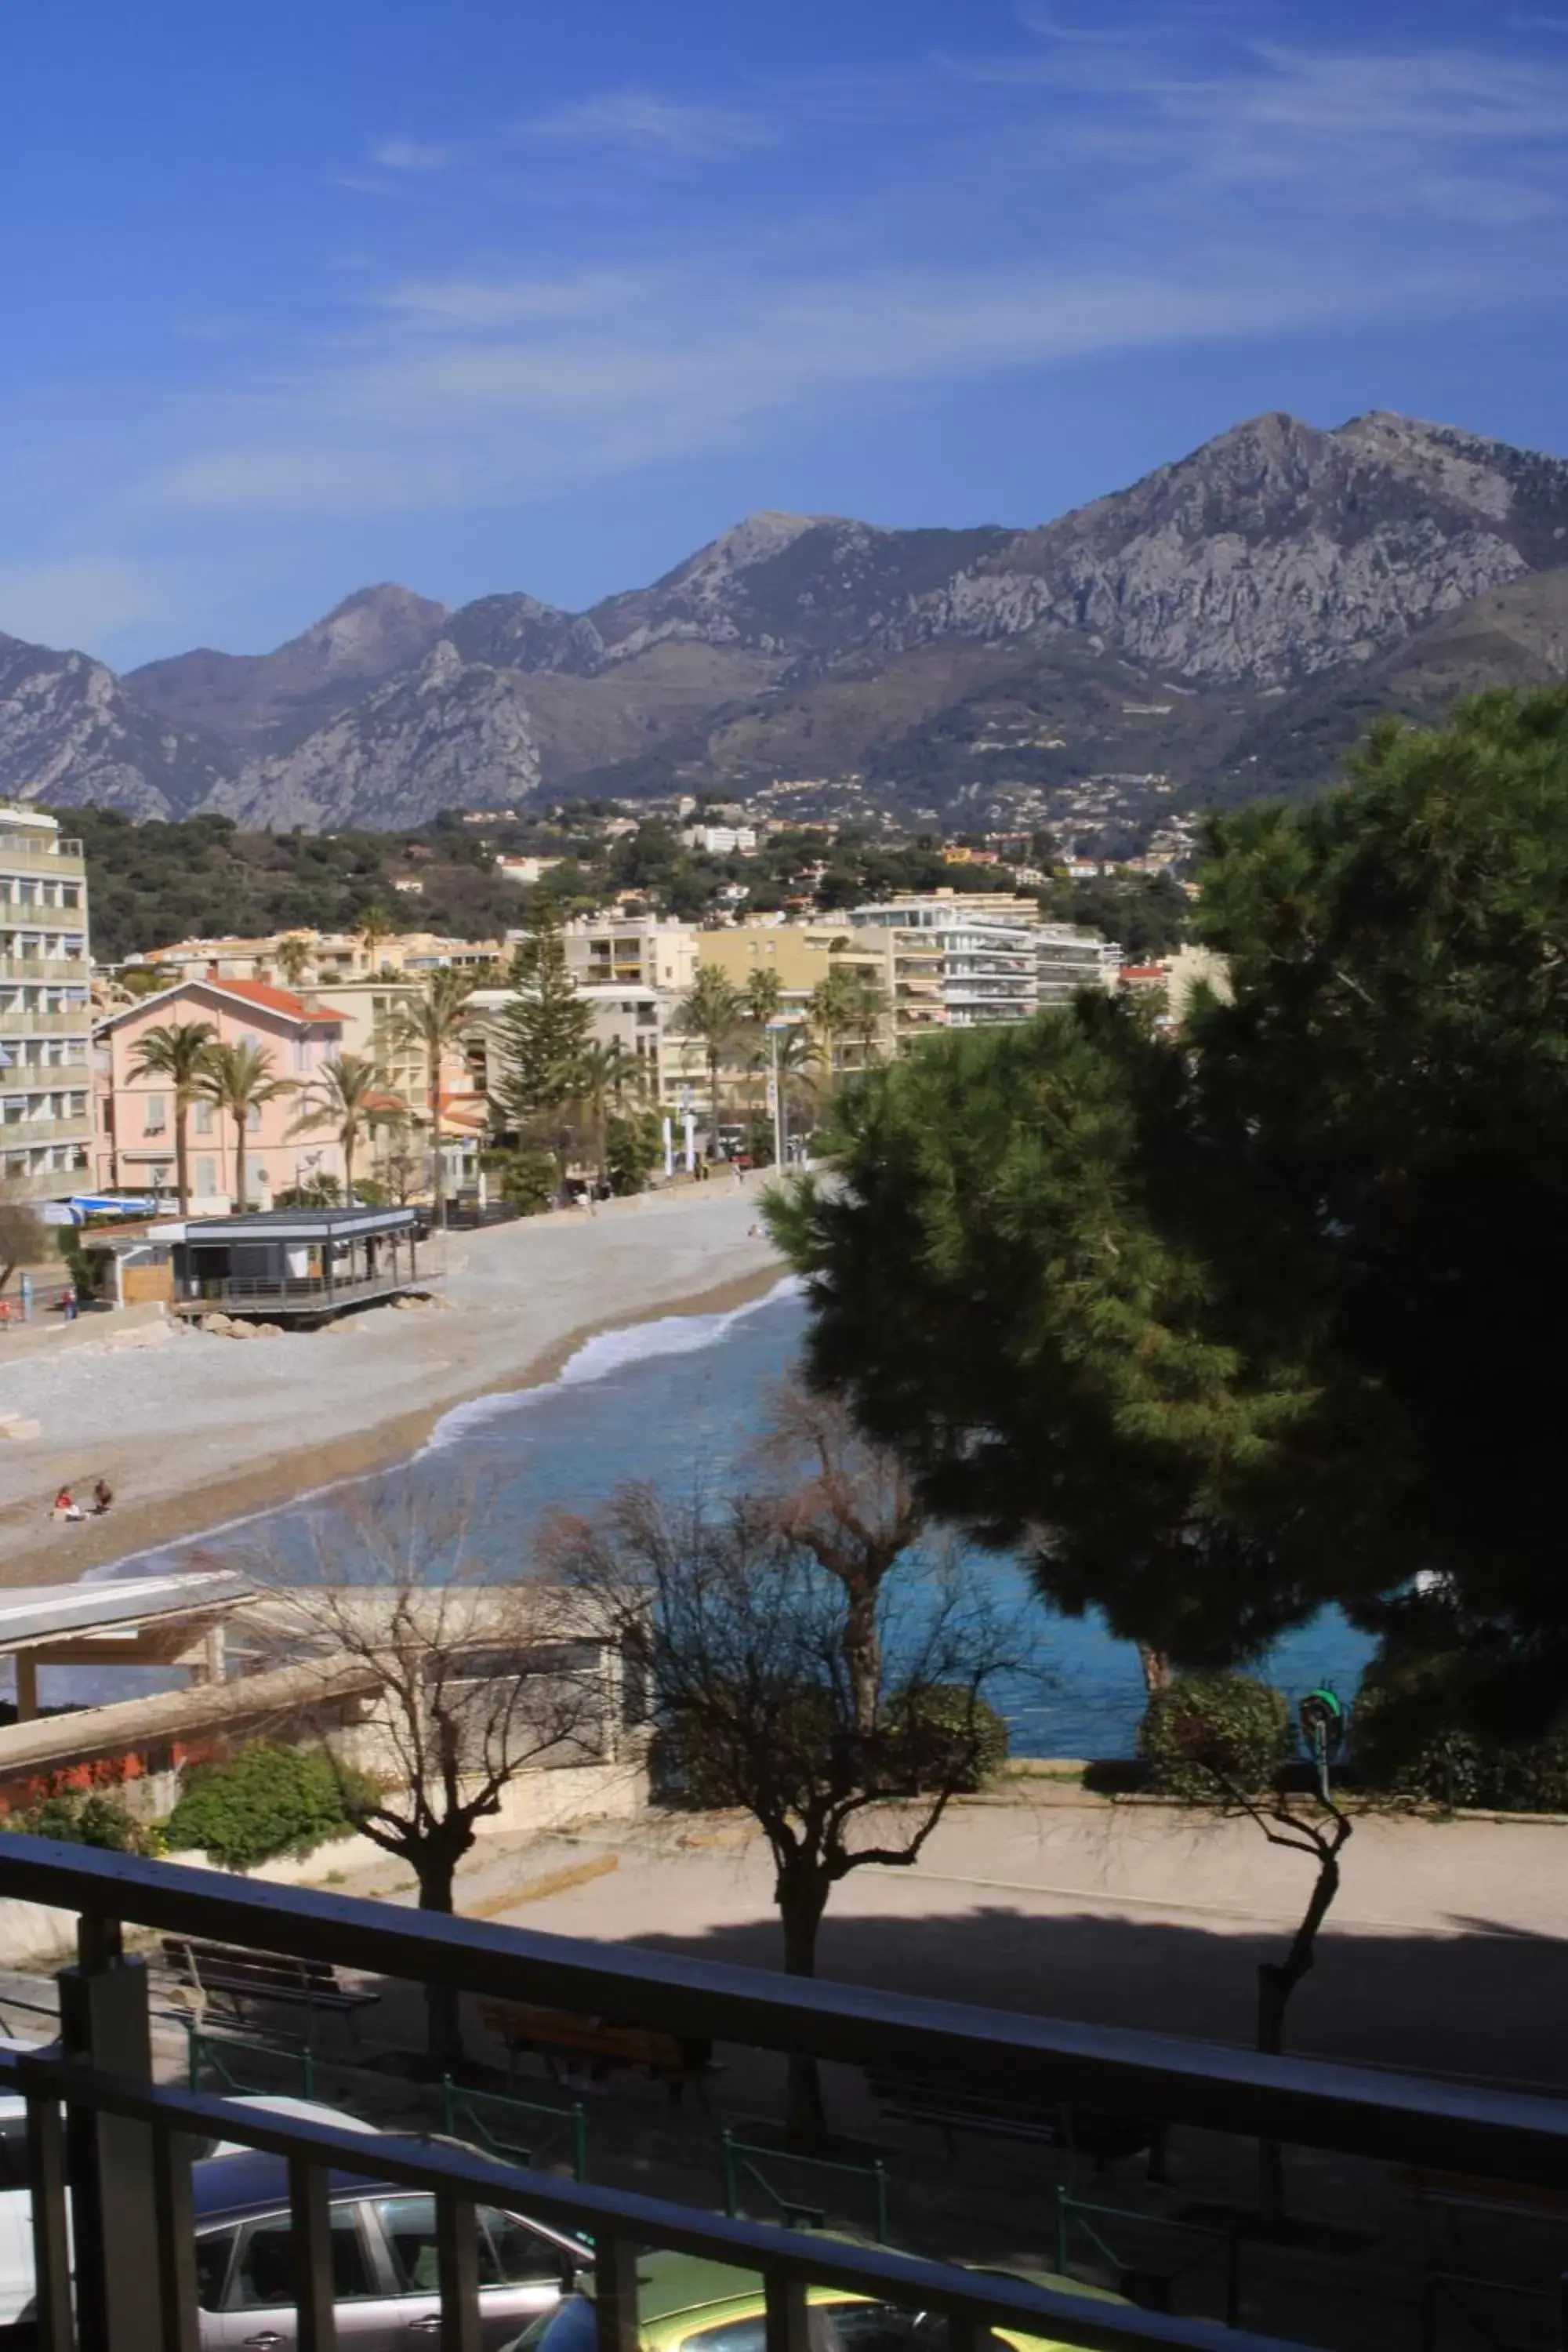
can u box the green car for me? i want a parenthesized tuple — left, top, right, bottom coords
(506, 2246, 1127, 2352)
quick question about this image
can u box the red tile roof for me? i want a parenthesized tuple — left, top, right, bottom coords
(205, 978, 340, 1029)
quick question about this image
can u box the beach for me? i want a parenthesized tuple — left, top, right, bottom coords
(0, 1185, 781, 1588)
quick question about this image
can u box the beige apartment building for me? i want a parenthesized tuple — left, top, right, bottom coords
(138, 931, 505, 986)
(1, 809, 94, 1205)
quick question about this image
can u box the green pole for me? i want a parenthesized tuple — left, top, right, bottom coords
(186, 2024, 199, 2092)
(1054, 2184, 1069, 2278)
(441, 2074, 456, 2138)
(873, 2158, 889, 2245)
(303, 2046, 316, 2101)
(572, 2102, 588, 2185)
(721, 2130, 739, 2220)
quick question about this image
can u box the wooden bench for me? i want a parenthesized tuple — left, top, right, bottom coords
(161, 1938, 379, 2042)
(866, 2072, 1162, 2176)
(1396, 2166, 1568, 2256)
(480, 2000, 715, 2107)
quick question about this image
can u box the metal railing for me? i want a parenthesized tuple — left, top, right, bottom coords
(175, 1263, 443, 1312)
(5, 1840, 1568, 2352)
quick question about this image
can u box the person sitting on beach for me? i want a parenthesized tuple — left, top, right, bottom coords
(92, 1479, 113, 1516)
(53, 1486, 84, 1524)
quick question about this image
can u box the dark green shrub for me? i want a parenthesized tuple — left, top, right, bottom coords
(3, 1791, 143, 1852)
(165, 1742, 377, 1869)
(606, 1112, 662, 1196)
(1140, 1674, 1290, 1798)
(884, 1683, 1010, 1792)
(485, 1149, 559, 1214)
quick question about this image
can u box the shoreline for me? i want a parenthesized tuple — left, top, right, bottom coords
(79, 1262, 786, 1582)
(0, 1189, 784, 1589)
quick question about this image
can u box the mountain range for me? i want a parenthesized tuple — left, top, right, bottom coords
(4, 408, 1567, 834)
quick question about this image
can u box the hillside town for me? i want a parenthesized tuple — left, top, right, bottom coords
(3, 797, 1215, 1235)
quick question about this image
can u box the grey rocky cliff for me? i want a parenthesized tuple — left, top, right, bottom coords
(0, 633, 228, 818)
(886, 412, 1568, 684)
(207, 641, 541, 830)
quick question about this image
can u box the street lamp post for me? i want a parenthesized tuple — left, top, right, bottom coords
(767, 1020, 789, 1172)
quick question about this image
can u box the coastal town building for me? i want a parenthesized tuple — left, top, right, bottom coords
(134, 930, 506, 987)
(0, 807, 94, 1205)
(851, 898, 1040, 1029)
(1036, 924, 1123, 1005)
(681, 823, 758, 855)
(561, 917, 700, 995)
(94, 978, 347, 1212)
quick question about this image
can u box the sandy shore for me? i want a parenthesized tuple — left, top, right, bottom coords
(0, 1185, 783, 1588)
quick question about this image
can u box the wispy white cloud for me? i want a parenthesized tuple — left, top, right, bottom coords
(139, 238, 1518, 524)
(521, 87, 774, 161)
(370, 138, 452, 172)
(335, 173, 400, 198)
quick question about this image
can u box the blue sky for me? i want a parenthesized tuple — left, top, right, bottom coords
(4, 0, 1567, 666)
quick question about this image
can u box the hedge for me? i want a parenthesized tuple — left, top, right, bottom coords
(1139, 1673, 1290, 1798)
(165, 1742, 378, 1870)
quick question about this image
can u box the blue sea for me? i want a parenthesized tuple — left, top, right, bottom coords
(86, 1279, 1373, 1756)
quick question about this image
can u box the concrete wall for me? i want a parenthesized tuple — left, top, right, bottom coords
(0, 1756, 647, 1970)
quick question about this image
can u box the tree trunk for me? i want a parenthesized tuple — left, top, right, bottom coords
(710, 1047, 721, 1164)
(233, 1109, 248, 1214)
(779, 1868, 831, 2149)
(416, 1853, 464, 2071)
(430, 1075, 446, 1231)
(174, 1102, 191, 1218)
(1136, 1643, 1172, 1696)
(845, 1589, 880, 1737)
(1255, 1836, 1347, 2220)
(343, 1130, 355, 1207)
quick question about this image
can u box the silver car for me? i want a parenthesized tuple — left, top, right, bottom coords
(191, 2151, 591, 2352)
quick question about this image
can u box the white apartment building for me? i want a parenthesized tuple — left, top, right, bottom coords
(851, 900, 1040, 1029)
(561, 919, 700, 996)
(1036, 924, 1122, 1007)
(681, 825, 758, 856)
(0, 809, 93, 1204)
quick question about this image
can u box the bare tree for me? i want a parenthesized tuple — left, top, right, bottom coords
(0, 1189, 47, 1298)
(200, 1478, 615, 2067)
(757, 1382, 926, 1733)
(542, 1479, 1014, 2147)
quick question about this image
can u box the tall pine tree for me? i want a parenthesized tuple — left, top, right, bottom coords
(491, 913, 593, 1182)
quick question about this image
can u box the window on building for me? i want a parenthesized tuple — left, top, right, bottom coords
(194, 1098, 215, 1134)
(143, 1093, 168, 1134)
(246, 1102, 262, 1131)
(196, 1158, 217, 1198)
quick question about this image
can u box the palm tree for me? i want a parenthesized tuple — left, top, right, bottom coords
(127, 1021, 216, 1215)
(288, 1052, 403, 1204)
(810, 965, 883, 1084)
(358, 904, 397, 973)
(275, 935, 313, 990)
(676, 964, 745, 1161)
(195, 1041, 295, 1215)
(772, 1025, 822, 1163)
(390, 967, 475, 1231)
(741, 969, 783, 1133)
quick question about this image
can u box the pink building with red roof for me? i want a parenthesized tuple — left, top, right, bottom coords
(95, 978, 346, 1213)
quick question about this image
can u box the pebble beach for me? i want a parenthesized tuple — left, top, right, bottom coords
(0, 1186, 779, 1588)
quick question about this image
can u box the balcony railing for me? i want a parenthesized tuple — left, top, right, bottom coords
(0, 834, 86, 871)
(0, 1007, 91, 1039)
(3, 1841, 1568, 2352)
(0, 1111, 93, 1148)
(0, 954, 89, 983)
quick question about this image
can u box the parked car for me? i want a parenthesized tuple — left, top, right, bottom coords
(0, 2087, 380, 2325)
(189, 2151, 591, 2350)
(505, 2248, 1128, 2352)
